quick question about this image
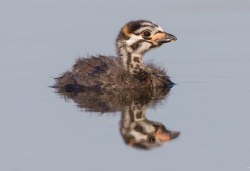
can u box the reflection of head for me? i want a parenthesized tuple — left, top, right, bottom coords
(55, 87, 180, 150)
(120, 102, 180, 150)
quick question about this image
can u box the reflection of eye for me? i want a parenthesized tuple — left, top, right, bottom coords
(142, 30, 151, 38)
(147, 135, 156, 143)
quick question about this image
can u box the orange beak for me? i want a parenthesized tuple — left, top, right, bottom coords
(155, 130, 180, 142)
(152, 32, 177, 45)
(155, 130, 171, 142)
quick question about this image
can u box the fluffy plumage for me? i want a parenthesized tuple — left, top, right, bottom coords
(54, 20, 176, 92)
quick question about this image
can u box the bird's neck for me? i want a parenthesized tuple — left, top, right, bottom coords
(117, 42, 145, 74)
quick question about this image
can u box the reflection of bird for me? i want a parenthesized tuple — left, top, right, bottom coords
(56, 88, 180, 150)
(120, 101, 180, 150)
(54, 20, 177, 92)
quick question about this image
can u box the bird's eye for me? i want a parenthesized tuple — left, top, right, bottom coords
(142, 30, 151, 38)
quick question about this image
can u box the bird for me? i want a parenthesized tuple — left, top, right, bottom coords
(54, 20, 177, 92)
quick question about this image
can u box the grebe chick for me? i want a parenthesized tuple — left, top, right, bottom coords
(54, 20, 177, 92)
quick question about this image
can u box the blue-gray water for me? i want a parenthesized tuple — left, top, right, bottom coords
(1, 0, 250, 170)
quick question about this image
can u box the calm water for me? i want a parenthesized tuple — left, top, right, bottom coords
(1, 0, 250, 170)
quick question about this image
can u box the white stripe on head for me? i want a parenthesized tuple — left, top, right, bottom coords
(141, 22, 155, 27)
(126, 34, 142, 46)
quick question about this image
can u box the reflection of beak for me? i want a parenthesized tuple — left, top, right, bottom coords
(152, 32, 177, 45)
(155, 130, 180, 142)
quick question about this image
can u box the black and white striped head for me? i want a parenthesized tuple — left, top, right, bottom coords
(116, 20, 177, 54)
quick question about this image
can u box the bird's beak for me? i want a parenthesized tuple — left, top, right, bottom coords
(155, 130, 180, 142)
(152, 32, 177, 45)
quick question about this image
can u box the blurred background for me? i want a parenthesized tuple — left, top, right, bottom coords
(0, 0, 250, 171)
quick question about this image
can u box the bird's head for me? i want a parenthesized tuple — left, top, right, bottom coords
(116, 20, 177, 55)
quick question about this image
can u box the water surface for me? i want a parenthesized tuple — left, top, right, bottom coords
(0, 0, 250, 170)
